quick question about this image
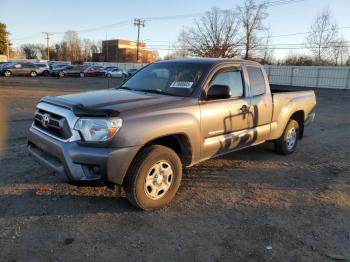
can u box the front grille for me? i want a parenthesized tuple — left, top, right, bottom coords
(34, 109, 72, 140)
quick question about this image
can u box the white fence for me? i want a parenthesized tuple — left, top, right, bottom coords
(264, 65, 350, 90)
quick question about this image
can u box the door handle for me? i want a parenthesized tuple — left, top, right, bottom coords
(240, 105, 250, 114)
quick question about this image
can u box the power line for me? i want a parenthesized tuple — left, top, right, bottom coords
(270, 25, 350, 39)
(11, 0, 307, 41)
(267, 0, 305, 7)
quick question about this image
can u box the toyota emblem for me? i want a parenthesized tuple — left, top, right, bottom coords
(41, 113, 50, 128)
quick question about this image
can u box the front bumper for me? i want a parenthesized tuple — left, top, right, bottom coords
(27, 126, 140, 184)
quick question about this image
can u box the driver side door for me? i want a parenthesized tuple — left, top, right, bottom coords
(200, 66, 251, 160)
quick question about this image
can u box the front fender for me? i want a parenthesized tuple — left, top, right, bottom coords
(116, 110, 201, 163)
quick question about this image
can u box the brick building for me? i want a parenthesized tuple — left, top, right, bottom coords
(92, 39, 156, 63)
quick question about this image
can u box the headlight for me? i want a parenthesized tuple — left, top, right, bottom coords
(74, 118, 122, 142)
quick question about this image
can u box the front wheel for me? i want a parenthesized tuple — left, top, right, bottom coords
(106, 73, 111, 78)
(123, 145, 182, 211)
(30, 71, 37, 77)
(275, 119, 299, 155)
(4, 70, 11, 77)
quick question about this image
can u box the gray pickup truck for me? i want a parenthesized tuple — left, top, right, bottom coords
(28, 59, 316, 210)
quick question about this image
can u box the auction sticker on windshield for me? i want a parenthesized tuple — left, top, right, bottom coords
(170, 81, 193, 89)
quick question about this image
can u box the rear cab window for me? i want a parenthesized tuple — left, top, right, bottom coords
(246, 66, 266, 96)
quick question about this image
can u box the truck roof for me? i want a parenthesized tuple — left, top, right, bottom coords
(155, 58, 262, 66)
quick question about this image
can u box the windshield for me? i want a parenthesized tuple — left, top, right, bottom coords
(121, 62, 210, 97)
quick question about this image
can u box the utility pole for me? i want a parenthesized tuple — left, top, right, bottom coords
(42, 32, 52, 61)
(133, 18, 145, 63)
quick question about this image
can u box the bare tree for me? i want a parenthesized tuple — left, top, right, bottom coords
(259, 28, 274, 64)
(63, 31, 82, 63)
(306, 8, 338, 64)
(331, 37, 349, 65)
(20, 44, 37, 59)
(237, 0, 268, 60)
(182, 7, 241, 58)
(81, 39, 94, 62)
(35, 44, 47, 60)
(165, 29, 191, 60)
(283, 54, 314, 66)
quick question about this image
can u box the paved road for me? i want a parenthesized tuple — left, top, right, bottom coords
(0, 77, 349, 261)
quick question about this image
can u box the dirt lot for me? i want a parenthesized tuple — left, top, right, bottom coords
(0, 77, 349, 262)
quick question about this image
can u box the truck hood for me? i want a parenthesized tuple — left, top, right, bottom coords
(40, 89, 183, 117)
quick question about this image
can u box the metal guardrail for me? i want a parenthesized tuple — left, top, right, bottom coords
(264, 65, 350, 89)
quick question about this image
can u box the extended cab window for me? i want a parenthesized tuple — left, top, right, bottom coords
(211, 70, 244, 98)
(247, 67, 266, 96)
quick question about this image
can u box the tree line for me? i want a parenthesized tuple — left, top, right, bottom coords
(167, 1, 350, 66)
(19, 31, 101, 63)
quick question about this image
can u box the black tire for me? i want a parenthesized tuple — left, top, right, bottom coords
(275, 119, 299, 155)
(30, 71, 37, 77)
(106, 73, 111, 78)
(43, 70, 49, 76)
(4, 70, 11, 77)
(123, 145, 182, 211)
(59, 71, 65, 77)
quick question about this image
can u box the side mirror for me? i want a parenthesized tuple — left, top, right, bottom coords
(207, 85, 231, 100)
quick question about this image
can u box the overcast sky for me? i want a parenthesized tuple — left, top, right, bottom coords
(2, 0, 350, 59)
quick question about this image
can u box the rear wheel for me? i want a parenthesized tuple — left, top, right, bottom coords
(30, 71, 37, 77)
(59, 71, 65, 77)
(275, 119, 299, 155)
(106, 73, 112, 78)
(4, 70, 11, 77)
(43, 70, 49, 76)
(123, 145, 182, 211)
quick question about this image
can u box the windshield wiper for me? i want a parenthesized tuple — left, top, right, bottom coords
(119, 86, 133, 91)
(138, 89, 167, 95)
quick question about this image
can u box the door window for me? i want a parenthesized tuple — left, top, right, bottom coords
(211, 71, 244, 98)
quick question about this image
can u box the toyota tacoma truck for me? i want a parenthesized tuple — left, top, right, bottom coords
(27, 59, 316, 210)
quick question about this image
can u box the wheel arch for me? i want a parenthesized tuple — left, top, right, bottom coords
(141, 133, 193, 167)
(290, 110, 305, 139)
(107, 133, 193, 186)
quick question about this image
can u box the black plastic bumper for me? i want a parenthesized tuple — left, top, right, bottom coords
(27, 126, 141, 184)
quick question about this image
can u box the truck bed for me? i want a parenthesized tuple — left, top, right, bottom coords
(270, 84, 314, 93)
(269, 85, 316, 138)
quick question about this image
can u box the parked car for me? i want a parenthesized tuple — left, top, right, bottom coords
(105, 68, 128, 78)
(81, 65, 105, 77)
(35, 63, 50, 76)
(27, 58, 316, 210)
(51, 65, 73, 77)
(0, 62, 13, 70)
(127, 68, 139, 77)
(101, 66, 119, 74)
(56, 65, 90, 77)
(1, 62, 41, 77)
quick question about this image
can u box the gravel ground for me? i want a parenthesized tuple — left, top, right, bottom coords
(0, 77, 349, 262)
